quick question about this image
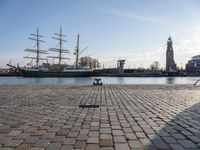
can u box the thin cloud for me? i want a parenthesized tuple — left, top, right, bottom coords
(108, 10, 163, 24)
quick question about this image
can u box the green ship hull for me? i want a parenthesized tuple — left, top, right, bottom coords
(22, 70, 93, 77)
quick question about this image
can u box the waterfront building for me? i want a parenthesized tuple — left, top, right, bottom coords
(186, 55, 200, 72)
(0, 68, 10, 75)
(166, 37, 176, 72)
(117, 59, 126, 74)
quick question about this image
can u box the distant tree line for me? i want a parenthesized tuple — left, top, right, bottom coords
(150, 61, 160, 70)
(79, 56, 100, 69)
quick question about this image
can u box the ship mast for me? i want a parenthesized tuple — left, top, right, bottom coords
(74, 34, 88, 68)
(48, 26, 69, 68)
(24, 28, 48, 67)
(75, 34, 80, 68)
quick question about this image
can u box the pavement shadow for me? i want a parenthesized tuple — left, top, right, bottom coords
(146, 102, 200, 150)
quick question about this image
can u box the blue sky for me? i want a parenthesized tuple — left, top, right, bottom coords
(1, 0, 200, 68)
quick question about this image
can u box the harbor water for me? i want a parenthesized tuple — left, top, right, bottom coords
(0, 76, 199, 85)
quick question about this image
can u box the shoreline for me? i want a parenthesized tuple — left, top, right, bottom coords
(0, 84, 197, 90)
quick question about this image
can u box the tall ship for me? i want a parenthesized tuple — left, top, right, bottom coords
(8, 27, 93, 77)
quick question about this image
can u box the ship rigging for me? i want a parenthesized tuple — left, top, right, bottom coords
(24, 28, 48, 67)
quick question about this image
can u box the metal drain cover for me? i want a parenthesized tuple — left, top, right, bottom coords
(79, 105, 99, 108)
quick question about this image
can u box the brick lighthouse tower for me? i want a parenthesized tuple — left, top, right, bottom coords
(166, 37, 176, 72)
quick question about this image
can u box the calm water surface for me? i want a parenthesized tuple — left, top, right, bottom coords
(0, 77, 199, 85)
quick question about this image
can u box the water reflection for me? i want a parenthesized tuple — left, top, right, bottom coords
(56, 78, 63, 84)
(35, 78, 42, 84)
(0, 77, 199, 84)
(117, 77, 125, 84)
(166, 77, 175, 84)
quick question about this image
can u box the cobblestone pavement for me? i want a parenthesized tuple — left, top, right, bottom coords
(0, 84, 200, 150)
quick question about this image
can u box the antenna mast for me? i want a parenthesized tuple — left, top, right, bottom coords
(24, 27, 48, 67)
(48, 26, 69, 68)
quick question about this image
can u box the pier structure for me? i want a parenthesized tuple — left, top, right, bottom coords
(0, 85, 200, 149)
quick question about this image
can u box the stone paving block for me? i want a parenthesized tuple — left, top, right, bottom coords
(32, 130, 46, 136)
(114, 143, 130, 150)
(113, 136, 126, 143)
(41, 132, 55, 139)
(111, 126, 121, 130)
(144, 129, 155, 134)
(169, 143, 185, 150)
(89, 131, 99, 137)
(48, 127, 60, 133)
(135, 132, 146, 138)
(0, 148, 14, 150)
(15, 143, 32, 150)
(163, 136, 177, 144)
(112, 130, 124, 136)
(74, 141, 86, 149)
(132, 126, 143, 132)
(77, 134, 88, 141)
(63, 124, 73, 129)
(8, 130, 22, 136)
(172, 133, 186, 140)
(139, 138, 152, 146)
(29, 148, 45, 150)
(128, 140, 143, 149)
(52, 136, 65, 142)
(123, 128, 132, 133)
(18, 125, 29, 130)
(80, 129, 89, 134)
(100, 139, 113, 147)
(59, 144, 73, 150)
(178, 139, 198, 149)
(57, 128, 69, 136)
(24, 127, 38, 133)
(85, 144, 99, 150)
(125, 133, 137, 140)
(101, 124, 110, 128)
(152, 139, 170, 149)
(71, 126, 81, 132)
(100, 134, 112, 139)
(0, 137, 12, 145)
(46, 143, 61, 150)
(100, 128, 112, 134)
(5, 140, 23, 147)
(90, 126, 99, 131)
(24, 136, 40, 144)
(67, 132, 79, 138)
(91, 122, 99, 126)
(15, 133, 31, 140)
(99, 147, 114, 150)
(87, 137, 99, 144)
(0, 125, 11, 134)
(188, 136, 200, 143)
(63, 138, 76, 145)
(34, 139, 50, 148)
